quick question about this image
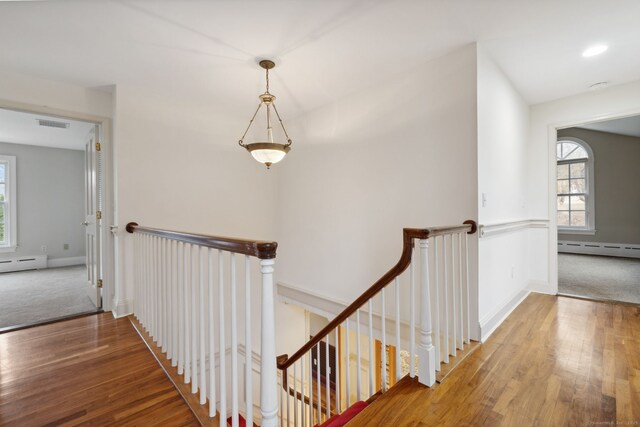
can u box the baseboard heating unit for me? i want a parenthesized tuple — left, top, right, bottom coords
(0, 255, 48, 273)
(558, 240, 640, 259)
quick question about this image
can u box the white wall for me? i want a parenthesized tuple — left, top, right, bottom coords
(0, 70, 112, 118)
(529, 79, 640, 295)
(276, 45, 479, 334)
(0, 142, 85, 261)
(113, 83, 281, 348)
(476, 47, 532, 339)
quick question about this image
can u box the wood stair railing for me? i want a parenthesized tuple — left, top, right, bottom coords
(276, 220, 478, 426)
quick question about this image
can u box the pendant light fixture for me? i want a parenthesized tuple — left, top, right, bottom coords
(238, 59, 293, 169)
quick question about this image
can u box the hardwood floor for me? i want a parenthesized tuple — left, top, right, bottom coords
(349, 293, 640, 426)
(0, 313, 198, 426)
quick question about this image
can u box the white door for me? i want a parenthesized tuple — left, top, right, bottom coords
(84, 125, 102, 308)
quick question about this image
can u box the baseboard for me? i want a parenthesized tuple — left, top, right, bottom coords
(479, 289, 530, 342)
(112, 298, 133, 318)
(0, 254, 47, 273)
(47, 256, 85, 268)
(558, 240, 640, 259)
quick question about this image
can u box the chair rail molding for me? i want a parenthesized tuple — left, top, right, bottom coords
(479, 219, 549, 238)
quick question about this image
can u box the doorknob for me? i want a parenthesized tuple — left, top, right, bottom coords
(82, 221, 89, 226)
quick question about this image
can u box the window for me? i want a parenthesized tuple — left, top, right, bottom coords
(556, 138, 594, 233)
(0, 155, 17, 251)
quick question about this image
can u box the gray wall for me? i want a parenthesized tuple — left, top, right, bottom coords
(0, 142, 85, 260)
(557, 128, 640, 244)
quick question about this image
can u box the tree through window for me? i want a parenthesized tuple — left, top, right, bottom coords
(557, 138, 594, 231)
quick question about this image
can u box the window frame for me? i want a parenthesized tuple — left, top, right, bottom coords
(556, 137, 595, 234)
(0, 155, 17, 252)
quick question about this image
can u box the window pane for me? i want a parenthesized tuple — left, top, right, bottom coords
(557, 196, 569, 210)
(557, 141, 589, 161)
(557, 180, 569, 194)
(558, 211, 570, 226)
(565, 146, 588, 160)
(570, 162, 585, 178)
(0, 183, 4, 201)
(570, 178, 585, 193)
(570, 195, 586, 211)
(0, 164, 4, 183)
(0, 203, 4, 244)
(571, 211, 586, 227)
(557, 164, 569, 179)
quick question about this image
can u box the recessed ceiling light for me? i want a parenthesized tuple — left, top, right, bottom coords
(582, 44, 608, 57)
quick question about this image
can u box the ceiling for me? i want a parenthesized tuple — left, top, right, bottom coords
(0, 0, 639, 119)
(0, 108, 95, 151)
(578, 115, 640, 138)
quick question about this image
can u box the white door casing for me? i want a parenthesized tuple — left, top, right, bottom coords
(84, 125, 102, 308)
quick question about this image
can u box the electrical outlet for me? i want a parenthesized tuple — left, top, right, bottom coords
(41, 245, 48, 253)
(63, 243, 69, 250)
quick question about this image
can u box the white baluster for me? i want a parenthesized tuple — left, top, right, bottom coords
(178, 241, 184, 376)
(191, 244, 198, 394)
(208, 249, 216, 417)
(301, 351, 306, 427)
(368, 299, 374, 396)
(163, 238, 168, 356)
(172, 240, 178, 367)
(279, 375, 283, 427)
(218, 250, 227, 424)
(199, 246, 207, 405)
(286, 370, 290, 427)
(293, 362, 298, 427)
(457, 233, 464, 350)
(166, 239, 171, 358)
(309, 350, 314, 425)
(231, 254, 239, 427)
(325, 333, 330, 420)
(395, 277, 401, 382)
(450, 234, 457, 357)
(260, 258, 278, 427)
(442, 236, 449, 364)
(381, 288, 387, 393)
(464, 231, 471, 343)
(345, 318, 350, 407)
(410, 246, 416, 378)
(244, 255, 253, 426)
(316, 342, 321, 422)
(335, 329, 340, 414)
(418, 238, 436, 387)
(433, 237, 441, 370)
(356, 309, 361, 402)
(184, 243, 191, 383)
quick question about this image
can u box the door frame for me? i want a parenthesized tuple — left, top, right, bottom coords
(0, 99, 115, 312)
(546, 107, 640, 295)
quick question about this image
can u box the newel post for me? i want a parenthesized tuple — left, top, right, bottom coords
(260, 258, 278, 426)
(418, 239, 436, 386)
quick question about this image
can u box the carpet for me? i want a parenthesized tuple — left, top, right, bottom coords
(0, 266, 97, 329)
(558, 253, 640, 304)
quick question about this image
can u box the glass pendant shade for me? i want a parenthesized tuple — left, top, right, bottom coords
(245, 143, 290, 168)
(238, 60, 293, 169)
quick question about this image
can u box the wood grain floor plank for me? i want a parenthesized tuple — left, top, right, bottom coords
(0, 313, 198, 427)
(347, 294, 640, 426)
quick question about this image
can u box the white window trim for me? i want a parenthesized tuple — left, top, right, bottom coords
(0, 155, 17, 253)
(556, 137, 595, 235)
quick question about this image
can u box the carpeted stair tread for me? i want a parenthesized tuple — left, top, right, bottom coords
(316, 401, 368, 427)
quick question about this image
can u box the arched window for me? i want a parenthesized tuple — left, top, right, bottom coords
(557, 137, 595, 232)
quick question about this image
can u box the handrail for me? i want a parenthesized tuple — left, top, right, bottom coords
(125, 222, 277, 259)
(276, 220, 477, 370)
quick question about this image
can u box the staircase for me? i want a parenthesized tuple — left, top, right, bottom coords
(126, 219, 478, 426)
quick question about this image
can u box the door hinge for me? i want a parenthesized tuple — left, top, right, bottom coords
(95, 142, 101, 151)
(96, 211, 102, 220)
(97, 279, 103, 289)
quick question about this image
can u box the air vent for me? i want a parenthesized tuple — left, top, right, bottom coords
(37, 119, 70, 129)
